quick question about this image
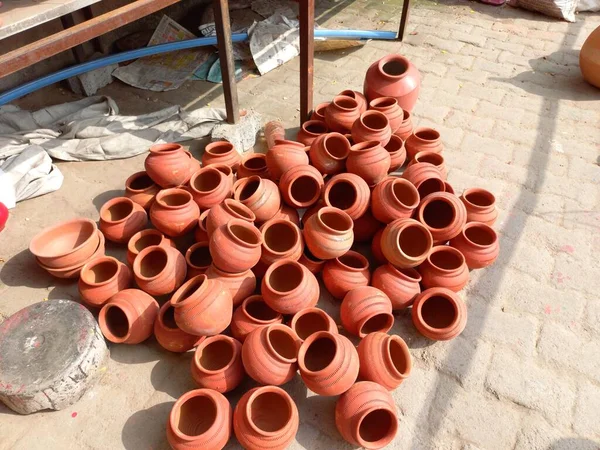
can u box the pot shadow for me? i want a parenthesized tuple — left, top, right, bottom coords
(121, 401, 173, 450)
(0, 403, 19, 416)
(92, 189, 123, 213)
(549, 438, 599, 450)
(109, 338, 165, 365)
(46, 281, 81, 303)
(0, 248, 55, 288)
(150, 350, 196, 399)
(390, 307, 435, 350)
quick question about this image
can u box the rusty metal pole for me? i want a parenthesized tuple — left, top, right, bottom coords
(299, 0, 315, 125)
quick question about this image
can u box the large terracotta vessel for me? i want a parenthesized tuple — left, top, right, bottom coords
(206, 198, 255, 237)
(371, 177, 419, 223)
(580, 26, 600, 89)
(124, 171, 160, 210)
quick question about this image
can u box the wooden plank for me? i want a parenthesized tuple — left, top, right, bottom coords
(397, 0, 411, 41)
(213, 0, 239, 124)
(299, 0, 314, 125)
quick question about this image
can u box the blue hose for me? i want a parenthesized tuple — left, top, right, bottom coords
(0, 29, 397, 105)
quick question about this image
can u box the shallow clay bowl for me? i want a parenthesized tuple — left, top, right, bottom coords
(29, 218, 99, 269)
(38, 231, 105, 279)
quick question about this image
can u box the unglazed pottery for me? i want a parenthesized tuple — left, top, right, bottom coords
(206, 198, 256, 237)
(133, 245, 187, 296)
(260, 219, 304, 267)
(195, 210, 210, 242)
(371, 227, 387, 265)
(347, 141, 391, 185)
(289, 307, 337, 342)
(234, 176, 281, 222)
(237, 153, 270, 179)
(188, 166, 232, 210)
(303, 207, 354, 260)
(309, 132, 351, 175)
(278, 165, 323, 209)
(351, 110, 392, 146)
(145, 143, 192, 188)
(209, 219, 262, 272)
(231, 295, 283, 343)
(322, 172, 370, 220)
(340, 286, 394, 337)
(416, 191, 467, 243)
(411, 287, 467, 340)
(264, 120, 286, 148)
(271, 203, 301, 226)
(353, 210, 382, 242)
(150, 188, 200, 237)
(339, 89, 368, 113)
(369, 97, 403, 132)
(401, 162, 446, 199)
(205, 264, 256, 307)
(384, 134, 407, 172)
(371, 264, 421, 310)
(126, 229, 174, 266)
(99, 197, 147, 244)
(460, 187, 498, 226)
(78, 256, 132, 308)
(297, 120, 329, 146)
(371, 177, 419, 223)
(262, 259, 319, 315)
(124, 171, 160, 210)
(325, 95, 361, 133)
(191, 335, 244, 393)
(449, 222, 500, 269)
(394, 109, 413, 140)
(408, 150, 447, 179)
(185, 242, 212, 278)
(419, 245, 469, 292)
(202, 141, 241, 172)
(310, 102, 330, 122)
(154, 302, 204, 353)
(405, 127, 443, 160)
(322, 250, 370, 299)
(580, 26, 600, 88)
(265, 140, 309, 181)
(298, 247, 325, 274)
(357, 332, 412, 390)
(381, 218, 433, 268)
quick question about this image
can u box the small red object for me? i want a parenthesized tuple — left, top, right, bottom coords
(0, 202, 8, 232)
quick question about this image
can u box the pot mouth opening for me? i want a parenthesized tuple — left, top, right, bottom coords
(267, 327, 298, 360)
(206, 141, 233, 155)
(303, 334, 336, 371)
(245, 297, 280, 322)
(381, 57, 409, 77)
(192, 168, 222, 193)
(417, 178, 446, 199)
(350, 140, 379, 153)
(338, 251, 368, 270)
(358, 408, 398, 446)
(158, 190, 192, 208)
(199, 210, 210, 231)
(464, 189, 495, 207)
(339, 89, 358, 99)
(384, 136, 403, 153)
(395, 266, 422, 282)
(188, 244, 212, 268)
(293, 311, 330, 340)
(290, 175, 321, 206)
(370, 97, 397, 109)
(392, 180, 419, 208)
(421, 294, 458, 330)
(398, 225, 430, 258)
(415, 128, 440, 141)
(239, 178, 260, 201)
(333, 96, 358, 111)
(324, 134, 351, 159)
(224, 199, 255, 220)
(360, 111, 388, 131)
(464, 223, 497, 246)
(388, 337, 410, 376)
(104, 304, 130, 340)
(173, 275, 207, 304)
(359, 313, 393, 335)
(243, 154, 267, 170)
(319, 209, 352, 232)
(249, 390, 292, 434)
(161, 304, 179, 330)
(268, 262, 303, 293)
(174, 394, 217, 437)
(314, 102, 330, 118)
(264, 221, 298, 254)
(422, 198, 456, 230)
(303, 120, 328, 135)
(228, 222, 261, 246)
(415, 152, 443, 167)
(139, 247, 168, 278)
(82, 258, 118, 285)
(132, 231, 162, 253)
(429, 247, 464, 271)
(210, 163, 232, 177)
(150, 143, 181, 153)
(197, 337, 235, 371)
(102, 199, 134, 222)
(127, 172, 155, 191)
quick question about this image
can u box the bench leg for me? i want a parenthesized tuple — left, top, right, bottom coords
(213, 0, 239, 124)
(398, 0, 411, 41)
(299, 0, 315, 125)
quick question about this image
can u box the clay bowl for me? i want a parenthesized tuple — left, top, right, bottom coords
(29, 218, 99, 269)
(38, 230, 105, 279)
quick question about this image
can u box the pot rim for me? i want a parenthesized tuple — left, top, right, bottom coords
(335, 250, 369, 272)
(221, 198, 256, 222)
(413, 150, 444, 167)
(376, 53, 412, 81)
(158, 302, 180, 330)
(384, 135, 405, 155)
(193, 335, 239, 374)
(189, 166, 224, 196)
(242, 295, 283, 324)
(417, 193, 457, 231)
(168, 389, 221, 441)
(100, 197, 138, 225)
(155, 188, 194, 210)
(127, 229, 165, 257)
(226, 219, 262, 249)
(297, 330, 338, 374)
(264, 259, 306, 296)
(354, 404, 399, 449)
(37, 230, 104, 273)
(125, 171, 157, 193)
(198, 209, 210, 232)
(425, 245, 466, 273)
(414, 288, 461, 335)
(80, 255, 121, 287)
(30, 217, 98, 259)
(357, 311, 394, 338)
(369, 96, 398, 110)
(394, 220, 433, 262)
(205, 141, 234, 156)
(185, 242, 212, 270)
(170, 274, 209, 308)
(322, 133, 351, 161)
(383, 263, 422, 283)
(358, 110, 390, 132)
(99, 301, 133, 343)
(301, 120, 328, 136)
(290, 307, 335, 339)
(323, 174, 361, 212)
(285, 167, 323, 208)
(316, 206, 353, 235)
(384, 334, 412, 379)
(411, 127, 441, 143)
(245, 386, 295, 437)
(149, 143, 183, 154)
(461, 187, 496, 210)
(388, 178, 420, 210)
(313, 102, 331, 120)
(261, 219, 301, 256)
(460, 222, 498, 248)
(332, 95, 359, 111)
(350, 140, 380, 154)
(273, 139, 306, 148)
(264, 323, 299, 363)
(134, 245, 171, 281)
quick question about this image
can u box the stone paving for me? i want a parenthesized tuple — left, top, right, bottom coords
(1, 0, 599, 449)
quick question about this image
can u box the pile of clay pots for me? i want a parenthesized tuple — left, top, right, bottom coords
(28, 53, 500, 450)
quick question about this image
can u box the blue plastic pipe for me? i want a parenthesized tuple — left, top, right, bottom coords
(0, 29, 397, 105)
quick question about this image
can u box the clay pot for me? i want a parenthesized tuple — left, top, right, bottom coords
(188, 166, 232, 209)
(357, 332, 411, 390)
(125, 171, 160, 210)
(309, 133, 351, 175)
(325, 95, 361, 133)
(401, 162, 446, 199)
(237, 153, 270, 179)
(260, 219, 303, 267)
(371, 177, 419, 223)
(394, 109, 413, 140)
(150, 188, 200, 237)
(99, 197, 148, 244)
(460, 188, 498, 226)
(353, 210, 382, 243)
(206, 199, 255, 238)
(185, 242, 212, 278)
(371, 227, 387, 265)
(233, 386, 299, 450)
(234, 176, 281, 223)
(191, 335, 244, 393)
(322, 172, 370, 220)
(322, 250, 370, 299)
(363, 53, 421, 112)
(208, 163, 235, 185)
(298, 331, 359, 396)
(210, 219, 262, 272)
(384, 135, 407, 172)
(405, 127, 443, 160)
(241, 324, 300, 385)
(167, 389, 232, 450)
(98, 289, 159, 344)
(417, 191, 467, 243)
(351, 110, 392, 146)
(145, 143, 192, 188)
(419, 245, 469, 292)
(289, 307, 337, 342)
(278, 165, 323, 209)
(412, 287, 467, 340)
(264, 120, 286, 149)
(127, 229, 174, 266)
(265, 140, 309, 181)
(271, 203, 300, 226)
(171, 275, 233, 336)
(78, 256, 132, 308)
(341, 286, 394, 337)
(580, 26, 600, 88)
(347, 141, 391, 186)
(444, 182, 455, 195)
(185, 151, 202, 177)
(134, 245, 187, 296)
(381, 218, 433, 268)
(231, 295, 283, 343)
(408, 151, 447, 179)
(335, 381, 399, 449)
(372, 264, 421, 310)
(449, 222, 499, 269)
(202, 141, 241, 172)
(339, 89, 368, 113)
(297, 120, 329, 146)
(310, 102, 330, 122)
(154, 302, 204, 352)
(298, 247, 325, 274)
(261, 259, 319, 315)
(369, 97, 403, 132)
(205, 264, 256, 307)
(303, 207, 354, 260)
(301, 199, 323, 227)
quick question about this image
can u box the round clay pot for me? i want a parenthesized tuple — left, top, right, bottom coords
(195, 210, 210, 242)
(191, 335, 244, 393)
(371, 227, 387, 265)
(154, 302, 204, 353)
(145, 143, 192, 188)
(408, 150, 447, 179)
(237, 153, 270, 179)
(357, 332, 411, 390)
(339, 89, 368, 113)
(133, 245, 187, 296)
(405, 127, 443, 160)
(335, 381, 399, 449)
(264, 121, 286, 149)
(412, 287, 467, 340)
(303, 207, 354, 260)
(372, 264, 421, 310)
(78, 256, 132, 308)
(325, 95, 361, 133)
(309, 132, 351, 175)
(241, 324, 300, 385)
(271, 203, 300, 227)
(394, 109, 413, 140)
(278, 165, 323, 209)
(98, 289, 159, 344)
(381, 218, 433, 268)
(341, 286, 394, 338)
(289, 307, 337, 342)
(384, 134, 407, 172)
(205, 264, 256, 307)
(260, 219, 303, 267)
(210, 219, 262, 272)
(310, 102, 330, 122)
(301, 199, 323, 227)
(371, 177, 419, 223)
(167, 389, 232, 450)
(298, 247, 325, 274)
(444, 182, 455, 195)
(206, 199, 255, 237)
(265, 140, 309, 181)
(417, 191, 467, 243)
(580, 26, 600, 88)
(298, 331, 359, 396)
(297, 120, 329, 146)
(460, 188, 498, 226)
(127, 229, 174, 266)
(231, 295, 283, 343)
(401, 162, 446, 199)
(202, 141, 241, 172)
(261, 259, 319, 315)
(234, 176, 281, 223)
(150, 188, 200, 237)
(369, 97, 403, 132)
(99, 197, 148, 244)
(347, 141, 391, 186)
(419, 245, 469, 292)
(353, 209, 382, 243)
(449, 222, 499, 269)
(185, 242, 212, 278)
(188, 166, 232, 209)
(351, 110, 392, 146)
(207, 163, 234, 186)
(233, 386, 299, 450)
(125, 171, 160, 210)
(322, 250, 370, 299)
(322, 172, 370, 220)
(185, 150, 202, 178)
(171, 275, 233, 336)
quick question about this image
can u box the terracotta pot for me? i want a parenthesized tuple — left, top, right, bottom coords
(460, 187, 498, 226)
(357, 332, 411, 390)
(580, 26, 600, 89)
(154, 302, 204, 352)
(384, 135, 407, 172)
(188, 166, 232, 209)
(309, 133, 351, 175)
(210, 219, 262, 272)
(394, 109, 413, 140)
(233, 386, 299, 450)
(310, 102, 330, 122)
(372, 264, 421, 310)
(352, 209, 382, 242)
(231, 295, 283, 343)
(261, 259, 319, 315)
(185, 242, 212, 278)
(98, 289, 159, 344)
(206, 199, 255, 238)
(191, 335, 244, 393)
(344, 133, 355, 145)
(444, 182, 455, 195)
(289, 307, 337, 342)
(195, 210, 210, 242)
(408, 150, 447, 179)
(381, 218, 433, 268)
(297, 120, 329, 146)
(322, 172, 370, 220)
(202, 141, 241, 172)
(351, 110, 392, 146)
(99, 197, 148, 244)
(278, 165, 323, 209)
(264, 120, 286, 149)
(417, 191, 467, 243)
(335, 381, 398, 449)
(125, 171, 160, 210)
(271, 202, 300, 226)
(347, 141, 391, 186)
(401, 162, 446, 199)
(150, 188, 200, 237)
(237, 153, 270, 179)
(341, 286, 394, 337)
(363, 53, 421, 112)
(371, 177, 419, 223)
(301, 199, 323, 227)
(260, 219, 303, 267)
(405, 127, 443, 160)
(127, 229, 174, 266)
(322, 250, 370, 299)
(170, 274, 232, 336)
(185, 151, 202, 178)
(412, 287, 467, 340)
(78, 256, 132, 308)
(241, 324, 300, 385)
(303, 207, 354, 260)
(369, 97, 404, 132)
(298, 331, 359, 396)
(339, 89, 368, 113)
(265, 140, 309, 181)
(167, 389, 232, 450)
(371, 227, 387, 265)
(449, 222, 499, 269)
(145, 143, 192, 188)
(205, 264, 256, 307)
(134, 245, 187, 296)
(419, 245, 469, 292)
(298, 247, 325, 274)
(234, 176, 281, 223)
(325, 95, 361, 133)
